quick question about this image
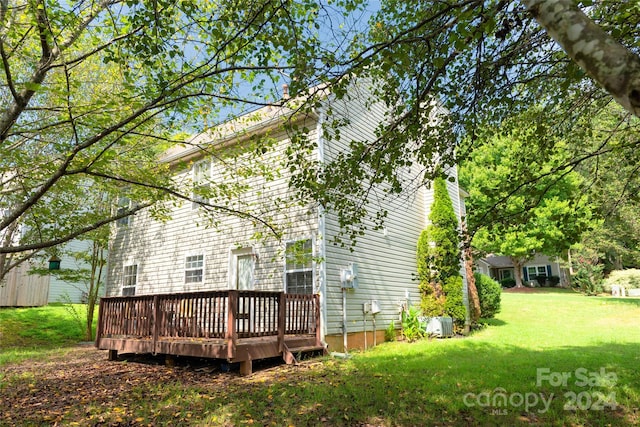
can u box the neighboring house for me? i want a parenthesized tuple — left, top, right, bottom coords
(104, 80, 468, 353)
(0, 239, 104, 306)
(476, 254, 568, 286)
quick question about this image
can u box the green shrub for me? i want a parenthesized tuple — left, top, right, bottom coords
(572, 257, 604, 296)
(499, 277, 516, 288)
(419, 280, 446, 317)
(416, 177, 463, 320)
(532, 275, 547, 287)
(474, 273, 502, 318)
(419, 178, 463, 283)
(548, 276, 560, 287)
(401, 306, 426, 342)
(385, 320, 397, 342)
(533, 275, 561, 287)
(443, 276, 466, 328)
(603, 269, 640, 292)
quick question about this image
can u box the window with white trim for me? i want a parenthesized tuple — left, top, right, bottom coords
(285, 239, 313, 294)
(185, 254, 204, 283)
(116, 196, 133, 227)
(526, 265, 548, 279)
(122, 264, 137, 296)
(192, 160, 211, 209)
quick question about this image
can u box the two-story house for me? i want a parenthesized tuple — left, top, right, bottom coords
(99, 79, 467, 372)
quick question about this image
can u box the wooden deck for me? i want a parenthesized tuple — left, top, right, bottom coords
(96, 290, 325, 374)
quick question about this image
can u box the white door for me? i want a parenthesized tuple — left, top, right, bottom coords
(231, 249, 255, 333)
(236, 254, 254, 290)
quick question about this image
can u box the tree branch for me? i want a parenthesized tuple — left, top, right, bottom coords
(522, 0, 640, 117)
(81, 170, 282, 238)
(0, 202, 153, 254)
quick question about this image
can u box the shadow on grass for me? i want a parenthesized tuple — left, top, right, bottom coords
(608, 297, 640, 307)
(481, 318, 507, 326)
(8, 340, 637, 427)
(503, 287, 575, 294)
(236, 340, 640, 426)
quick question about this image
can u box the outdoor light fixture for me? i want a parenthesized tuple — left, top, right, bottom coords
(48, 256, 61, 271)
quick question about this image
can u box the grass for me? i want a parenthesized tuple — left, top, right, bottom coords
(201, 290, 639, 426)
(0, 303, 97, 364)
(2, 290, 640, 426)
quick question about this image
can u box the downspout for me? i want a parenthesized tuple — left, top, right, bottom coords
(372, 313, 377, 347)
(363, 311, 367, 350)
(315, 103, 328, 346)
(343, 288, 348, 353)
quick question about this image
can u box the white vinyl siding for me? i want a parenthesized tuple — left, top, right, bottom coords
(47, 239, 105, 304)
(106, 120, 319, 297)
(319, 79, 431, 337)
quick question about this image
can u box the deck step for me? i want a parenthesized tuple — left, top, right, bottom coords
(288, 345, 326, 353)
(282, 343, 326, 365)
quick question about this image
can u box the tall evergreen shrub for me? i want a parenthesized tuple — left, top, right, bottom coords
(417, 177, 466, 326)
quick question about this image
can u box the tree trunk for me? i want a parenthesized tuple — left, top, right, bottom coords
(465, 253, 481, 322)
(85, 243, 105, 341)
(522, 0, 640, 118)
(510, 257, 526, 288)
(461, 223, 481, 322)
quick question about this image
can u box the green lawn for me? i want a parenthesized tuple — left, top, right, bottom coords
(1, 291, 640, 426)
(0, 303, 97, 364)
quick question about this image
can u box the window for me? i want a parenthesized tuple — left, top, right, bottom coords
(185, 254, 204, 283)
(116, 196, 133, 227)
(192, 160, 211, 209)
(526, 265, 548, 279)
(499, 269, 513, 280)
(285, 239, 313, 294)
(123, 264, 137, 296)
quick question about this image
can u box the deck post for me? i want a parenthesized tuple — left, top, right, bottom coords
(108, 349, 118, 361)
(226, 290, 238, 360)
(278, 292, 286, 352)
(314, 294, 322, 347)
(239, 359, 253, 376)
(95, 298, 105, 348)
(165, 354, 176, 367)
(152, 295, 160, 355)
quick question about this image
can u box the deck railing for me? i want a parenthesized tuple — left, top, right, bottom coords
(96, 290, 320, 355)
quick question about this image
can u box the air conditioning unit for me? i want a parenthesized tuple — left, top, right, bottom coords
(425, 316, 454, 338)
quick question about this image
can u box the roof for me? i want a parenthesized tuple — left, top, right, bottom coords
(161, 84, 330, 165)
(161, 105, 313, 165)
(481, 255, 513, 268)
